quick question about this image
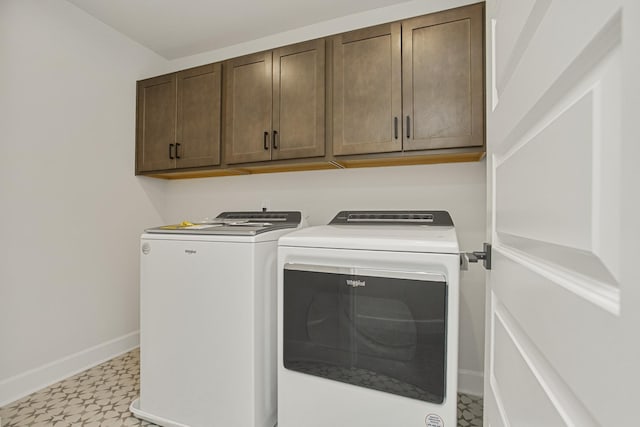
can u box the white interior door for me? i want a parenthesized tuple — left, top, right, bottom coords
(485, 1, 640, 426)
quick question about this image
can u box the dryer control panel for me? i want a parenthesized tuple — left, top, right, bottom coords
(329, 210, 453, 226)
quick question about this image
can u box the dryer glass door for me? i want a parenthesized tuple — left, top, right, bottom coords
(283, 264, 447, 403)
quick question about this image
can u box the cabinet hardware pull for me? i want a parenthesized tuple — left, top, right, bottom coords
(175, 143, 181, 159)
(406, 116, 411, 139)
(273, 130, 278, 149)
(169, 143, 175, 159)
(264, 131, 269, 150)
(394, 117, 398, 140)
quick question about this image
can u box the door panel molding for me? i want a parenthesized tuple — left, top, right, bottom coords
(491, 252, 621, 421)
(492, 307, 565, 426)
(495, 232, 620, 314)
(494, 0, 552, 96)
(493, 12, 621, 159)
(495, 92, 595, 251)
(491, 7, 622, 150)
(493, 14, 623, 299)
(491, 294, 599, 426)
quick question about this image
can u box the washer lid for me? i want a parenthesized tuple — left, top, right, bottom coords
(145, 211, 302, 236)
(279, 223, 459, 254)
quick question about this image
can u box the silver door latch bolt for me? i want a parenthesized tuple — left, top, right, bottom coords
(460, 242, 492, 270)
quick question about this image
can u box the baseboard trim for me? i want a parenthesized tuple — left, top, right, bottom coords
(458, 369, 484, 397)
(0, 331, 140, 407)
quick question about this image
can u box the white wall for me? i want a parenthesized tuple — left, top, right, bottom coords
(0, 0, 167, 405)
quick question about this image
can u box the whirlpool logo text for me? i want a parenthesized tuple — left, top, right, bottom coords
(345, 279, 366, 288)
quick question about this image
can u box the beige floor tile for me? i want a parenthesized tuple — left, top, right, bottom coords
(0, 348, 483, 426)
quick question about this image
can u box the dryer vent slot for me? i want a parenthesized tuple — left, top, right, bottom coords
(329, 210, 454, 227)
(346, 213, 434, 224)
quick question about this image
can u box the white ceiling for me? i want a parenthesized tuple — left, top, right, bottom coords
(67, 0, 412, 60)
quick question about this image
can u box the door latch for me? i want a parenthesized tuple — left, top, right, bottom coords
(460, 243, 492, 271)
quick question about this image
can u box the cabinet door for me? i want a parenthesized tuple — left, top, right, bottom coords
(272, 39, 325, 160)
(332, 24, 402, 155)
(223, 52, 273, 164)
(402, 3, 484, 151)
(136, 74, 176, 172)
(176, 63, 222, 168)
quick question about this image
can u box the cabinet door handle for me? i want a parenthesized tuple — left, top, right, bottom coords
(273, 130, 278, 149)
(264, 131, 270, 150)
(169, 143, 175, 159)
(406, 116, 411, 139)
(394, 117, 398, 140)
(175, 143, 181, 159)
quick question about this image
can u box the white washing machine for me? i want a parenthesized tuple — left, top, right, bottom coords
(277, 211, 460, 427)
(130, 211, 303, 427)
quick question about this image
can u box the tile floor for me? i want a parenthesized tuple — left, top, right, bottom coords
(0, 349, 483, 426)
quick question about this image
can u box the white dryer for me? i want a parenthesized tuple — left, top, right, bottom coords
(131, 211, 303, 427)
(277, 211, 460, 427)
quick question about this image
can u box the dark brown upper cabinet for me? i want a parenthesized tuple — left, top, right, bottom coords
(403, 3, 484, 151)
(136, 3, 485, 179)
(332, 24, 402, 156)
(223, 39, 325, 165)
(332, 2, 484, 156)
(136, 73, 176, 172)
(136, 63, 222, 173)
